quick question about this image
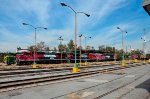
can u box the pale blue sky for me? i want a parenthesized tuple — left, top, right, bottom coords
(0, 0, 150, 52)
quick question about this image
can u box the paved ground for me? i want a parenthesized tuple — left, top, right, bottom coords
(0, 64, 149, 99)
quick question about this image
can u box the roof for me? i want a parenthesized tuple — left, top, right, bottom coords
(142, 0, 150, 15)
(142, 0, 150, 6)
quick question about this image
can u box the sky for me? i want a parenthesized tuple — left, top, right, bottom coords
(0, 0, 150, 52)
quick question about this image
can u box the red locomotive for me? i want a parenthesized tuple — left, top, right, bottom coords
(88, 53, 106, 61)
(16, 51, 67, 65)
(14, 50, 114, 65)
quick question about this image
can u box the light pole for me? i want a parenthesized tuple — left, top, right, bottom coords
(114, 46, 117, 64)
(22, 23, 47, 68)
(110, 43, 117, 64)
(117, 27, 127, 67)
(112, 44, 117, 64)
(126, 45, 133, 63)
(141, 37, 146, 64)
(141, 35, 147, 64)
(58, 36, 63, 64)
(60, 3, 90, 73)
(79, 34, 82, 66)
(82, 35, 91, 65)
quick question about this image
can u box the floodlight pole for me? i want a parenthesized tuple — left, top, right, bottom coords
(141, 29, 146, 64)
(82, 35, 91, 65)
(117, 27, 127, 67)
(22, 23, 47, 68)
(60, 3, 90, 72)
(58, 36, 63, 64)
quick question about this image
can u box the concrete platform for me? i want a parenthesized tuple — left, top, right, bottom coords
(0, 64, 149, 99)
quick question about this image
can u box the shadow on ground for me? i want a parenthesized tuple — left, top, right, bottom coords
(135, 78, 150, 93)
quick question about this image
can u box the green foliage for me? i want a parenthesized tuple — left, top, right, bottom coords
(106, 46, 113, 52)
(98, 45, 113, 52)
(28, 45, 37, 51)
(116, 50, 123, 60)
(86, 45, 91, 50)
(17, 47, 21, 51)
(44, 47, 50, 51)
(91, 46, 95, 50)
(67, 39, 74, 52)
(98, 45, 105, 51)
(28, 41, 50, 51)
(130, 49, 143, 58)
(37, 41, 45, 51)
(53, 47, 57, 52)
(77, 46, 82, 50)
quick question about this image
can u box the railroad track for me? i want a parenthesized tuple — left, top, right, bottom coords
(93, 68, 150, 99)
(0, 64, 117, 78)
(0, 63, 143, 92)
(50, 63, 147, 99)
(0, 62, 123, 71)
(0, 63, 134, 79)
(0, 62, 133, 76)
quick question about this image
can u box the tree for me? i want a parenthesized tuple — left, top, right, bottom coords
(106, 46, 113, 52)
(44, 46, 50, 51)
(37, 41, 45, 51)
(58, 44, 63, 52)
(116, 49, 123, 60)
(77, 46, 82, 51)
(98, 45, 105, 51)
(131, 49, 143, 59)
(58, 44, 69, 52)
(53, 47, 57, 52)
(28, 41, 46, 52)
(28, 45, 37, 51)
(17, 47, 21, 51)
(67, 39, 74, 52)
(63, 44, 69, 52)
(91, 46, 95, 50)
(86, 45, 91, 50)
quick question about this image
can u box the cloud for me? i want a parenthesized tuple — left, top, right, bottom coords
(0, 0, 51, 26)
(0, 0, 150, 52)
(36, 28, 75, 47)
(19, 0, 51, 26)
(75, 0, 130, 31)
(0, 25, 34, 51)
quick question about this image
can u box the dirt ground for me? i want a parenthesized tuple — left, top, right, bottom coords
(0, 60, 140, 69)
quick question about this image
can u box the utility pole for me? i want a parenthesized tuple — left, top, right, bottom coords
(58, 36, 63, 64)
(79, 34, 82, 66)
(60, 2, 90, 73)
(141, 29, 146, 64)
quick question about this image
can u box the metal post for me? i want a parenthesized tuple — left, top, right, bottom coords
(117, 27, 127, 67)
(85, 37, 87, 64)
(58, 36, 63, 64)
(142, 39, 145, 64)
(142, 30, 146, 64)
(22, 23, 47, 68)
(122, 30, 125, 66)
(114, 46, 116, 64)
(60, 40, 62, 64)
(74, 13, 77, 68)
(60, 3, 90, 73)
(34, 28, 36, 65)
(79, 35, 82, 66)
(83, 35, 91, 65)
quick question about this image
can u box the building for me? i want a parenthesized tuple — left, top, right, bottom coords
(142, 0, 150, 15)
